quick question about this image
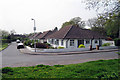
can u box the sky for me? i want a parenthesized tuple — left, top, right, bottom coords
(0, 0, 98, 34)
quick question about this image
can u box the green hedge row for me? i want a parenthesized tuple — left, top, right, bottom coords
(1, 39, 11, 43)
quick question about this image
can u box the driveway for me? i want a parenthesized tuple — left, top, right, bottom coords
(1, 42, 119, 67)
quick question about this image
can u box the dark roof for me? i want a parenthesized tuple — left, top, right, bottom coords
(37, 30, 55, 39)
(47, 25, 105, 39)
(28, 32, 42, 39)
(28, 33, 35, 39)
(33, 32, 42, 39)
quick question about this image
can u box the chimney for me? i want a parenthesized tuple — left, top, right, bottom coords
(53, 27, 58, 32)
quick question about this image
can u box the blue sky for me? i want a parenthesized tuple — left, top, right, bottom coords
(0, 0, 98, 34)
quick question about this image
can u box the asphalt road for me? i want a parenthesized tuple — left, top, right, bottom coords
(1, 42, 119, 67)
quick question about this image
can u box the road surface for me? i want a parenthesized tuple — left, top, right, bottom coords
(1, 42, 119, 67)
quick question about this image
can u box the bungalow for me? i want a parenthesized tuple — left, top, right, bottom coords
(37, 27, 58, 43)
(28, 32, 42, 40)
(28, 33, 36, 40)
(47, 25, 105, 48)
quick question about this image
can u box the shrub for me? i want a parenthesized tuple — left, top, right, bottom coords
(36, 64, 45, 67)
(24, 40, 34, 46)
(102, 43, 111, 47)
(54, 65, 64, 67)
(45, 43, 51, 47)
(57, 46, 64, 49)
(49, 47, 54, 49)
(1, 39, 11, 43)
(114, 38, 120, 46)
(36, 64, 50, 68)
(78, 44, 85, 48)
(2, 67, 13, 74)
(36, 43, 48, 48)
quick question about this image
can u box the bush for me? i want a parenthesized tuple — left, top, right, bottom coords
(36, 64, 50, 68)
(1, 39, 11, 43)
(24, 40, 34, 46)
(36, 64, 45, 67)
(49, 47, 54, 49)
(102, 43, 111, 47)
(45, 43, 51, 47)
(57, 46, 64, 49)
(2, 67, 13, 74)
(114, 38, 120, 46)
(78, 44, 85, 48)
(36, 43, 48, 48)
(54, 65, 64, 67)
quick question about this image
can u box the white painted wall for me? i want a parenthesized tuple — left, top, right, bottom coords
(92, 39, 99, 48)
(102, 40, 115, 46)
(47, 38, 104, 49)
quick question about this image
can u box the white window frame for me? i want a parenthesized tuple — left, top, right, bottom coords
(70, 40, 74, 46)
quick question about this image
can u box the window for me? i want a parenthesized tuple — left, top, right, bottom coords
(86, 40, 90, 44)
(55, 39, 59, 45)
(70, 40, 74, 46)
(95, 40, 98, 44)
(56, 39, 59, 45)
(51, 39, 54, 44)
(48, 39, 51, 43)
(61, 40, 64, 45)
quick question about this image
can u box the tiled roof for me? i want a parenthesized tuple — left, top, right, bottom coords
(28, 34, 35, 39)
(28, 32, 42, 39)
(47, 25, 105, 39)
(33, 32, 42, 39)
(37, 30, 56, 39)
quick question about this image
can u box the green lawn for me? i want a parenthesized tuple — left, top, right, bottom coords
(1, 59, 119, 79)
(0, 43, 8, 51)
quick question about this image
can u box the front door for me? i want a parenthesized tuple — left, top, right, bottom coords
(78, 40, 84, 47)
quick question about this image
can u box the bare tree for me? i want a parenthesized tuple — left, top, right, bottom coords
(83, 0, 120, 14)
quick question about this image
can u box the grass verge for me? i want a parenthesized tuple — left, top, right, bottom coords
(1, 59, 120, 79)
(0, 43, 8, 51)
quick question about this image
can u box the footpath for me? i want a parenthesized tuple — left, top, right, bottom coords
(19, 48, 119, 55)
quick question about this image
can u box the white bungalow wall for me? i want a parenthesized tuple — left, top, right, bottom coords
(47, 39, 67, 48)
(47, 39, 102, 48)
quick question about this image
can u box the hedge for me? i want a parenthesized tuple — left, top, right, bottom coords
(1, 39, 11, 43)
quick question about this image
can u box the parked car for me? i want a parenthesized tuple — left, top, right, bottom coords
(17, 43, 24, 49)
(16, 39, 20, 43)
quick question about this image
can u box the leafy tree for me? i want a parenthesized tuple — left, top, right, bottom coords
(91, 27, 107, 36)
(104, 13, 120, 38)
(61, 17, 85, 28)
(61, 21, 75, 28)
(0, 29, 9, 39)
(87, 16, 107, 36)
(88, 12, 120, 39)
(70, 17, 85, 28)
(10, 29, 16, 35)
